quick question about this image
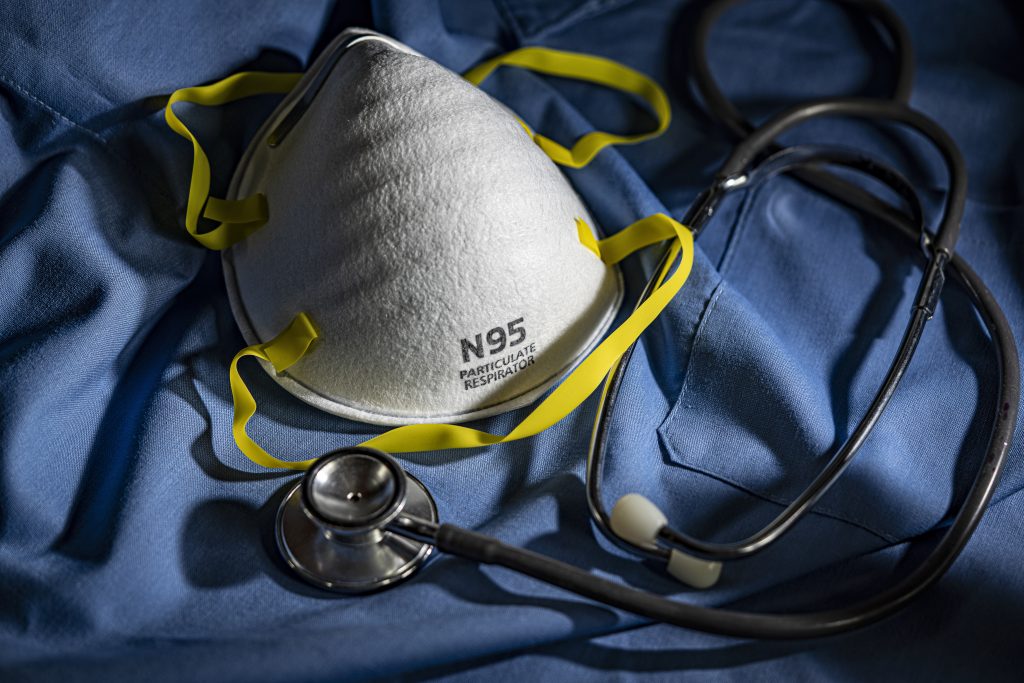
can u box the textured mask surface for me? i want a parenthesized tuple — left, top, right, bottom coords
(224, 35, 622, 424)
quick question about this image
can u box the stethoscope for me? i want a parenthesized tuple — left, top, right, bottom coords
(273, 0, 1020, 639)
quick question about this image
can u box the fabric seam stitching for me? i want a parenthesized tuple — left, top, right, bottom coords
(0, 72, 105, 145)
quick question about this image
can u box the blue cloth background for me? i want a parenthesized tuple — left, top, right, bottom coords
(1, 0, 1022, 680)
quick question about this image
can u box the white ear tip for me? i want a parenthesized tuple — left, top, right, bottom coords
(668, 551, 722, 589)
(611, 494, 722, 589)
(610, 493, 668, 548)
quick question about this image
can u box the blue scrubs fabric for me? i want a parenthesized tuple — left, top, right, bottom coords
(1, 0, 1022, 680)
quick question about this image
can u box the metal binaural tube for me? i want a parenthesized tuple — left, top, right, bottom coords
(388, 513, 441, 545)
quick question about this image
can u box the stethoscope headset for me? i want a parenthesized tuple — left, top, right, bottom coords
(273, 0, 1019, 639)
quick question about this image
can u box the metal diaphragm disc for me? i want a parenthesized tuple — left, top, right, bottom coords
(276, 470, 437, 593)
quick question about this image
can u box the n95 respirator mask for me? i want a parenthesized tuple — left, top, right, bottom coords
(167, 29, 693, 468)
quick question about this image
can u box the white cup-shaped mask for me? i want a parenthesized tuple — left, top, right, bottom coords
(222, 31, 622, 425)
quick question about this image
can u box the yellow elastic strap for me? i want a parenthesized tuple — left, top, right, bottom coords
(576, 217, 601, 258)
(229, 313, 320, 470)
(229, 214, 692, 469)
(165, 71, 301, 250)
(464, 47, 671, 169)
(591, 222, 679, 454)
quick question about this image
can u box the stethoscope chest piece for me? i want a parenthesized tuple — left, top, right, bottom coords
(275, 447, 438, 593)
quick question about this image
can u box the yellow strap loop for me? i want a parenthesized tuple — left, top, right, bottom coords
(229, 214, 693, 469)
(165, 71, 301, 250)
(229, 313, 320, 470)
(464, 47, 671, 169)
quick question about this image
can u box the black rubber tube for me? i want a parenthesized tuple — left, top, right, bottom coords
(435, 252, 1017, 637)
(589, 2, 965, 562)
(718, 98, 965, 254)
(567, 0, 1019, 636)
(690, 0, 916, 137)
(407, 0, 1016, 640)
(588, 148, 930, 562)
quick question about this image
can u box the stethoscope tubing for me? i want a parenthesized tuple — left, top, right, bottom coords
(588, 0, 965, 564)
(568, 0, 1020, 636)
(393, 165, 1018, 637)
(283, 0, 1020, 639)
